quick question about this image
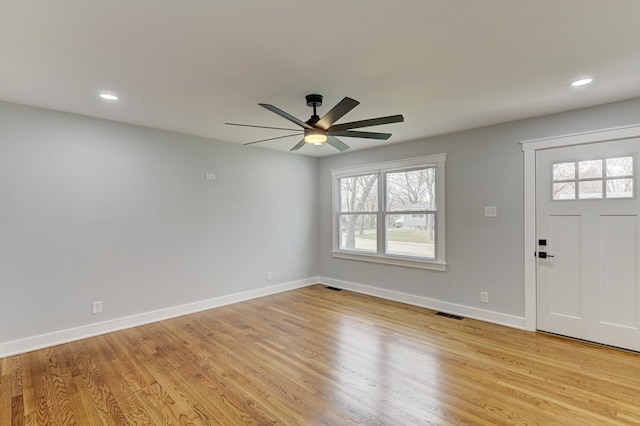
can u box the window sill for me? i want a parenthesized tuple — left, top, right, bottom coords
(332, 250, 447, 271)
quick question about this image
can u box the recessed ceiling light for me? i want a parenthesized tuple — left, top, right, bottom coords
(99, 91, 119, 101)
(571, 78, 593, 87)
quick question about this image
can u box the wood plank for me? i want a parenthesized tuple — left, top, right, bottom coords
(2, 284, 640, 424)
(0, 357, 12, 426)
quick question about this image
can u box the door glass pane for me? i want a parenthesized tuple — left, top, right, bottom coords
(606, 156, 633, 177)
(578, 160, 603, 179)
(386, 213, 435, 259)
(553, 182, 576, 200)
(553, 162, 575, 181)
(340, 214, 377, 252)
(339, 174, 378, 212)
(578, 180, 603, 199)
(606, 178, 633, 198)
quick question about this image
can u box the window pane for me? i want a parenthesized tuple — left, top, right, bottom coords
(340, 214, 377, 252)
(578, 180, 603, 199)
(578, 160, 603, 179)
(553, 182, 575, 200)
(339, 174, 378, 212)
(386, 214, 435, 259)
(553, 162, 575, 181)
(606, 156, 633, 177)
(386, 168, 436, 211)
(606, 178, 633, 198)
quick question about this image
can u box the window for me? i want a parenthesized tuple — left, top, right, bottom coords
(552, 156, 634, 200)
(332, 154, 446, 270)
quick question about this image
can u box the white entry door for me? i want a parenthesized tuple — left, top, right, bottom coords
(536, 138, 640, 351)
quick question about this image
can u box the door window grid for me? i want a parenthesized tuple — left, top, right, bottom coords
(552, 156, 634, 200)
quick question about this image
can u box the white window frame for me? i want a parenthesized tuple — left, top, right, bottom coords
(331, 154, 446, 271)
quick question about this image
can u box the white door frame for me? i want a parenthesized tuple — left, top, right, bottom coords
(521, 124, 640, 331)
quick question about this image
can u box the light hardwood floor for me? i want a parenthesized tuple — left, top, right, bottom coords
(2, 284, 640, 425)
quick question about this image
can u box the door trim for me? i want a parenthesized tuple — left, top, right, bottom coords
(521, 124, 640, 331)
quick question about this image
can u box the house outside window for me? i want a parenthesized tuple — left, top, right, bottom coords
(332, 154, 446, 271)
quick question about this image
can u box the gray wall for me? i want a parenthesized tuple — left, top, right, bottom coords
(0, 101, 318, 343)
(317, 97, 640, 318)
(3, 96, 639, 345)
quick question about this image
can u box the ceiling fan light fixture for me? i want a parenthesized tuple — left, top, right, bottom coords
(304, 130, 327, 144)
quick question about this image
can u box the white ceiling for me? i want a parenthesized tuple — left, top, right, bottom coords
(2, 1, 640, 157)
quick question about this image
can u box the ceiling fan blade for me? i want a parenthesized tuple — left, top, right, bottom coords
(326, 136, 350, 152)
(290, 139, 307, 151)
(327, 114, 404, 132)
(315, 97, 360, 130)
(259, 103, 314, 129)
(225, 122, 300, 131)
(328, 130, 391, 140)
(243, 133, 302, 146)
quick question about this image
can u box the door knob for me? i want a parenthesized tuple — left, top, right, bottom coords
(538, 252, 554, 259)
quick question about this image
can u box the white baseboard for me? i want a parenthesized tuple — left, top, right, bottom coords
(0, 278, 317, 358)
(318, 276, 525, 329)
(1, 276, 526, 358)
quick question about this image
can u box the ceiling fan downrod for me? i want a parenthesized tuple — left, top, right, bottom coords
(305, 94, 323, 125)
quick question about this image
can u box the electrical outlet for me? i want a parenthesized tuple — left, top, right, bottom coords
(206, 173, 216, 180)
(484, 206, 497, 218)
(480, 292, 489, 303)
(266, 272, 272, 281)
(92, 301, 103, 314)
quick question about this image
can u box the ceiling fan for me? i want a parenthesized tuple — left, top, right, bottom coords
(225, 94, 404, 152)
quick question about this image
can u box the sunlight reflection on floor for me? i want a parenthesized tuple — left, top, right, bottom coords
(334, 315, 441, 421)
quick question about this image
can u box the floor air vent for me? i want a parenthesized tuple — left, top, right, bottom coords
(436, 312, 464, 320)
(325, 286, 343, 291)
